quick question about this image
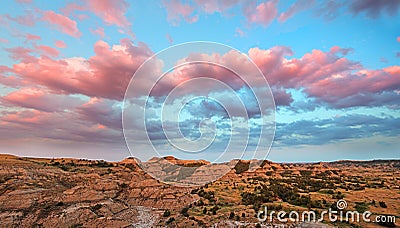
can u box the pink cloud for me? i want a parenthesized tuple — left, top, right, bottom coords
(60, 2, 86, 17)
(249, 46, 361, 88)
(250, 46, 400, 108)
(163, 0, 279, 26)
(305, 66, 400, 108)
(5, 12, 37, 26)
(242, 0, 278, 27)
(90, 27, 106, 38)
(235, 27, 245, 37)
(62, 1, 131, 27)
(166, 33, 173, 44)
(155, 45, 399, 108)
(0, 66, 25, 87)
(1, 88, 83, 112)
(397, 36, 400, 42)
(272, 88, 294, 106)
(11, 56, 88, 96)
(278, 0, 315, 22)
(330, 46, 353, 55)
(0, 109, 122, 144)
(1, 40, 400, 150)
(77, 98, 122, 130)
(85, 0, 131, 27)
(5, 46, 34, 62)
(15, 0, 32, 3)
(194, 0, 239, 14)
(35, 45, 60, 57)
(9, 39, 155, 100)
(55, 40, 67, 48)
(1, 110, 48, 126)
(25, 33, 41, 41)
(163, 0, 199, 25)
(61, 1, 133, 37)
(0, 75, 25, 87)
(144, 48, 280, 100)
(41, 10, 81, 38)
(4, 37, 399, 110)
(0, 38, 9, 43)
(76, 14, 90, 21)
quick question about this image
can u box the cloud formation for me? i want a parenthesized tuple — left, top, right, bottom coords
(8, 39, 154, 100)
(60, 0, 133, 38)
(85, 0, 131, 27)
(54, 40, 67, 49)
(4, 11, 37, 26)
(162, 0, 278, 27)
(62, 0, 131, 28)
(249, 46, 400, 109)
(0, 109, 123, 144)
(0, 28, 399, 154)
(77, 98, 122, 130)
(278, 0, 315, 22)
(25, 34, 41, 42)
(275, 114, 400, 146)
(163, 0, 199, 25)
(1, 88, 83, 112)
(242, 0, 278, 27)
(194, 0, 239, 14)
(35, 45, 60, 57)
(41, 10, 81, 38)
(90, 27, 106, 38)
(349, 0, 400, 18)
(159, 0, 400, 27)
(4, 36, 400, 114)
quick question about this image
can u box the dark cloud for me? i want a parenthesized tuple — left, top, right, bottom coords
(314, 0, 345, 21)
(272, 88, 293, 107)
(77, 98, 122, 130)
(349, 0, 400, 18)
(0, 109, 123, 144)
(275, 114, 400, 146)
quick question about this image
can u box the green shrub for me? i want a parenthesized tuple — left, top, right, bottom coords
(355, 202, 369, 213)
(379, 201, 387, 208)
(211, 205, 219, 215)
(163, 209, 171, 217)
(166, 217, 175, 224)
(181, 207, 189, 217)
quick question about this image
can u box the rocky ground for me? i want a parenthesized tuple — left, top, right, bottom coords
(0, 154, 197, 227)
(0, 154, 399, 227)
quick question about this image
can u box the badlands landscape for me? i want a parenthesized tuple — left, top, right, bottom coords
(0, 154, 399, 227)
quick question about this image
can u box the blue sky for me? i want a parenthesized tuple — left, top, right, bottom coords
(0, 0, 399, 162)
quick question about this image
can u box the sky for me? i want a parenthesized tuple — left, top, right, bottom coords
(0, 0, 399, 162)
